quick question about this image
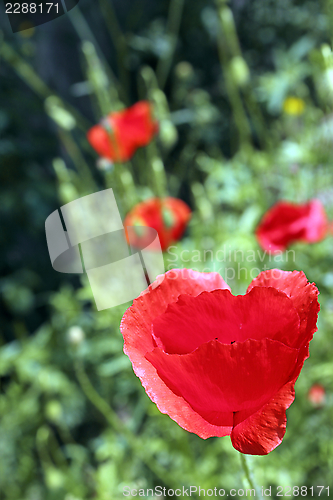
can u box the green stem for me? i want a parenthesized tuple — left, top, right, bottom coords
(146, 142, 168, 198)
(119, 162, 139, 207)
(68, 6, 127, 105)
(138, 68, 168, 197)
(104, 168, 126, 218)
(57, 129, 96, 190)
(98, 0, 130, 100)
(243, 89, 269, 151)
(74, 360, 178, 488)
(240, 454, 263, 500)
(156, 0, 185, 89)
(82, 41, 119, 117)
(215, 0, 252, 148)
(100, 128, 138, 212)
(104, 162, 137, 216)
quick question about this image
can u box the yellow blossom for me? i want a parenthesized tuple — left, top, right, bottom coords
(283, 97, 305, 116)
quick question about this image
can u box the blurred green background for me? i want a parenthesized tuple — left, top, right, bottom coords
(1, 0, 333, 498)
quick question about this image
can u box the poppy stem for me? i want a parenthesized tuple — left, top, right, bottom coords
(82, 41, 120, 117)
(156, 0, 186, 89)
(68, 7, 123, 104)
(215, 0, 252, 150)
(240, 453, 263, 500)
(57, 129, 96, 190)
(146, 142, 168, 198)
(97, 0, 130, 101)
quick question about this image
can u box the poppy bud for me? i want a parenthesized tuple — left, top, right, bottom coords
(159, 120, 178, 149)
(45, 400, 63, 423)
(175, 61, 195, 81)
(229, 56, 250, 87)
(67, 326, 85, 345)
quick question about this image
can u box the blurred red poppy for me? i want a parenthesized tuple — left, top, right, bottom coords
(308, 384, 326, 407)
(124, 197, 191, 251)
(256, 199, 328, 252)
(121, 268, 319, 455)
(87, 101, 158, 162)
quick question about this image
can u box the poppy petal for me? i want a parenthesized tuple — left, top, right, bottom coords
(120, 269, 232, 438)
(247, 269, 319, 349)
(145, 338, 298, 424)
(87, 101, 158, 162)
(231, 381, 295, 455)
(256, 200, 327, 252)
(304, 199, 328, 242)
(152, 287, 300, 354)
(87, 126, 120, 161)
(124, 197, 191, 251)
(117, 101, 158, 148)
(248, 269, 320, 384)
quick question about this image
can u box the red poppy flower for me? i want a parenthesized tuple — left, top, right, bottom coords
(124, 197, 191, 251)
(120, 268, 319, 455)
(308, 384, 326, 407)
(256, 199, 328, 252)
(87, 101, 158, 162)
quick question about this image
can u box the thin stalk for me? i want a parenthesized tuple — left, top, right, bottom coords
(215, 8, 251, 147)
(215, 0, 268, 150)
(47, 427, 70, 469)
(240, 454, 263, 500)
(138, 67, 168, 197)
(98, 0, 130, 100)
(74, 360, 178, 488)
(146, 141, 168, 198)
(68, 6, 126, 104)
(104, 162, 137, 216)
(243, 89, 269, 151)
(156, 0, 185, 89)
(99, 126, 138, 212)
(215, 0, 252, 147)
(57, 129, 96, 190)
(36, 427, 54, 471)
(104, 169, 125, 218)
(119, 162, 139, 207)
(82, 41, 117, 117)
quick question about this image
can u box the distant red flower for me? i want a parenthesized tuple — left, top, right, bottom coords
(87, 101, 158, 162)
(124, 197, 191, 251)
(121, 268, 319, 455)
(308, 384, 326, 407)
(256, 200, 328, 252)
